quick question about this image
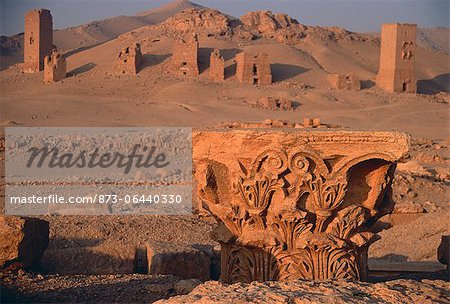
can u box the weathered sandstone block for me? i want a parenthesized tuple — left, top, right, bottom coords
(193, 130, 409, 282)
(209, 49, 224, 82)
(146, 242, 211, 281)
(116, 42, 143, 75)
(44, 50, 66, 82)
(328, 73, 360, 90)
(41, 241, 136, 274)
(257, 97, 292, 110)
(0, 216, 49, 268)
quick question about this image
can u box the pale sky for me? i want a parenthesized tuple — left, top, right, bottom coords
(1, 0, 449, 36)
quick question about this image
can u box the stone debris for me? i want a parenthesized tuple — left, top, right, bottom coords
(377, 23, 417, 93)
(174, 279, 202, 295)
(370, 210, 450, 262)
(209, 49, 224, 81)
(214, 119, 339, 129)
(156, 279, 450, 304)
(328, 73, 361, 90)
(44, 50, 66, 82)
(302, 117, 322, 127)
(146, 241, 211, 281)
(253, 96, 292, 110)
(393, 202, 426, 214)
(23, 9, 53, 73)
(116, 42, 143, 75)
(236, 51, 272, 86)
(0, 216, 49, 268)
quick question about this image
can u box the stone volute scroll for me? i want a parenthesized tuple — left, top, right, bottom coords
(193, 130, 409, 283)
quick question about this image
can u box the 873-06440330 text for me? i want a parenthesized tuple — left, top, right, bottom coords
(9, 194, 184, 205)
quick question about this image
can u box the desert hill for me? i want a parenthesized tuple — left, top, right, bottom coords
(0, 0, 201, 69)
(58, 7, 448, 94)
(1, 0, 449, 71)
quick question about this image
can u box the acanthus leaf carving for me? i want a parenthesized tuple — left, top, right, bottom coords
(199, 147, 401, 282)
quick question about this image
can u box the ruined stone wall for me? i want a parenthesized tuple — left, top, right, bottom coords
(172, 35, 199, 77)
(209, 49, 224, 81)
(328, 73, 360, 90)
(257, 96, 292, 110)
(376, 23, 417, 93)
(43, 50, 66, 83)
(116, 43, 143, 75)
(236, 52, 272, 86)
(23, 9, 53, 73)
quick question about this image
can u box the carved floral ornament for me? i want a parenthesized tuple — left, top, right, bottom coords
(197, 143, 404, 283)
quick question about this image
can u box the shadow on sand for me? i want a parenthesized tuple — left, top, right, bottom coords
(417, 73, 450, 94)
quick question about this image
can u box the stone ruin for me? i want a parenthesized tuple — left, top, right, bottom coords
(214, 119, 339, 130)
(116, 42, 143, 75)
(303, 117, 322, 128)
(376, 23, 417, 93)
(209, 49, 225, 82)
(236, 52, 272, 86)
(255, 96, 292, 110)
(44, 50, 66, 83)
(328, 73, 361, 91)
(172, 34, 199, 77)
(194, 130, 409, 282)
(23, 9, 53, 73)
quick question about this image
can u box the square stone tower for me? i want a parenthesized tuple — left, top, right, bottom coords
(376, 23, 417, 93)
(236, 52, 272, 86)
(23, 9, 53, 73)
(172, 34, 199, 77)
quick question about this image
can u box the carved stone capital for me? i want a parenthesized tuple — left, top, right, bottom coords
(193, 130, 409, 282)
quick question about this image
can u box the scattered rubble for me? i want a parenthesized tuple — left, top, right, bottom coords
(156, 279, 450, 304)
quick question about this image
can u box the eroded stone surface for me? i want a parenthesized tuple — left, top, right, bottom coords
(193, 130, 409, 282)
(0, 216, 49, 268)
(254, 97, 292, 110)
(328, 73, 360, 90)
(236, 52, 272, 86)
(23, 9, 53, 73)
(172, 34, 199, 77)
(209, 49, 224, 82)
(147, 241, 211, 281)
(156, 279, 450, 304)
(116, 42, 143, 75)
(44, 50, 66, 83)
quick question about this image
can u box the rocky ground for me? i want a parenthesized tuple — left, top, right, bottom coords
(2, 269, 448, 304)
(156, 279, 450, 304)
